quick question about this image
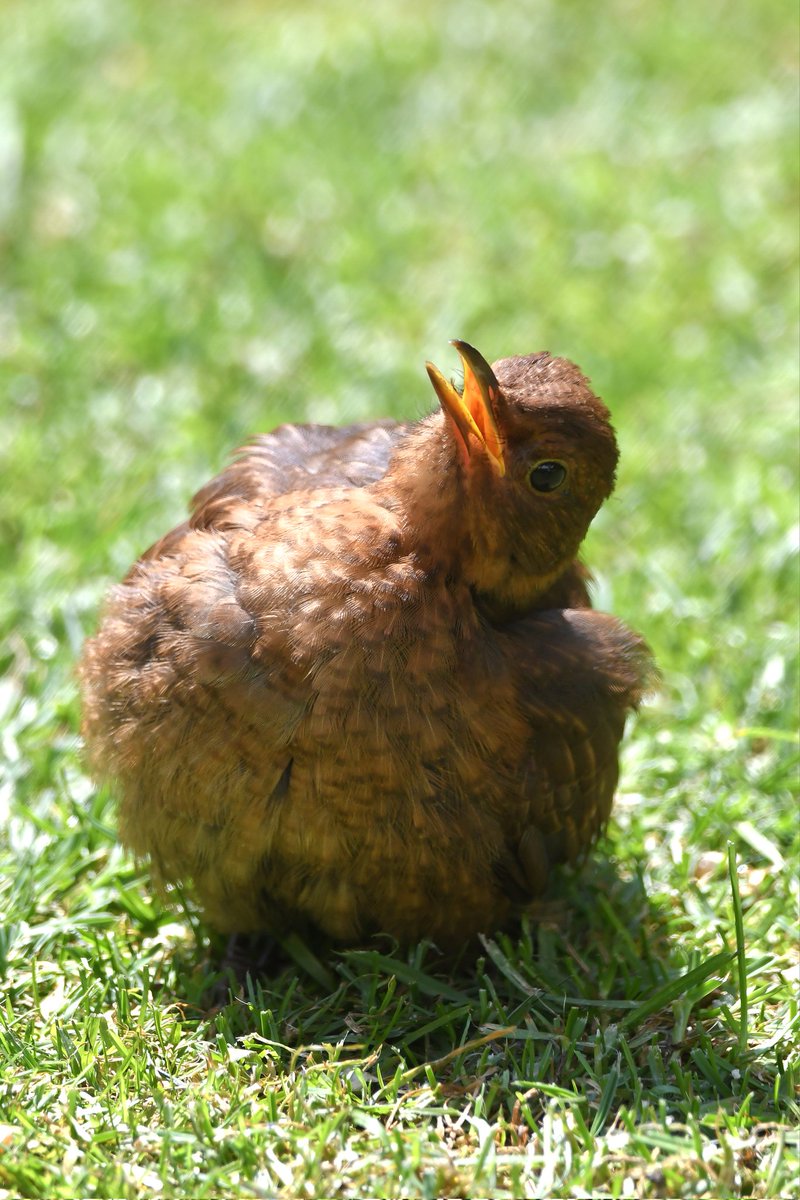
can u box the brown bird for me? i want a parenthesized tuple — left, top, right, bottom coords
(80, 341, 650, 949)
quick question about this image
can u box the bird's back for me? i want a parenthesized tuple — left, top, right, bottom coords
(139, 419, 408, 563)
(193, 418, 407, 508)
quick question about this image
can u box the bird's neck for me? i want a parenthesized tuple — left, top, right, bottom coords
(371, 416, 470, 576)
(467, 558, 581, 623)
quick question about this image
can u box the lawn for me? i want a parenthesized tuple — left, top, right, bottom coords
(1, 0, 798, 1196)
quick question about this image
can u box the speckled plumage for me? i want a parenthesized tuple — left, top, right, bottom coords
(80, 344, 651, 948)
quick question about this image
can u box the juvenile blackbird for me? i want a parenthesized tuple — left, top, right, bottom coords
(80, 342, 651, 949)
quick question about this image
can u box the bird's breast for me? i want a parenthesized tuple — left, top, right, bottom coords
(221, 492, 526, 807)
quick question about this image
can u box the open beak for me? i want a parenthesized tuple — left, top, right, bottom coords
(426, 340, 506, 476)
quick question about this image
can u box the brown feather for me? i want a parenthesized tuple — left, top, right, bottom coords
(80, 345, 652, 948)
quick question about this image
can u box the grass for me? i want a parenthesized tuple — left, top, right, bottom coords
(0, 0, 798, 1195)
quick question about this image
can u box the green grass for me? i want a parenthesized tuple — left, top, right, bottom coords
(1, 0, 798, 1195)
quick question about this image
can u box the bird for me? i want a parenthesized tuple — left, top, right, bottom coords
(79, 341, 651, 950)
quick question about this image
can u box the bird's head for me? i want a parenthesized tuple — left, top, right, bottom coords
(425, 340, 619, 619)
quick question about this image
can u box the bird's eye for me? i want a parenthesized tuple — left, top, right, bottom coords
(527, 460, 567, 492)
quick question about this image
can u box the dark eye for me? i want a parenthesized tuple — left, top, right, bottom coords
(528, 460, 567, 492)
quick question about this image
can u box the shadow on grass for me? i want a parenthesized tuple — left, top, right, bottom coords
(179, 855, 686, 1042)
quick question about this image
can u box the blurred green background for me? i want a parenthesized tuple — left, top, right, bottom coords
(2, 0, 797, 698)
(1, 0, 797, 911)
(1, 1, 798, 1196)
(2, 0, 798, 934)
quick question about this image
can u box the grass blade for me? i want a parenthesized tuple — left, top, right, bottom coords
(727, 841, 749, 1056)
(620, 949, 734, 1029)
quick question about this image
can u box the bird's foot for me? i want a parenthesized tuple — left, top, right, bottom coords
(205, 931, 280, 1009)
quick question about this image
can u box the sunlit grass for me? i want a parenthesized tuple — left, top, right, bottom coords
(1, 0, 797, 1196)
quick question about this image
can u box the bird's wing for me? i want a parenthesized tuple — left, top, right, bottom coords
(190, 419, 408, 518)
(135, 419, 409, 564)
(493, 607, 653, 901)
(82, 471, 410, 931)
(82, 512, 308, 921)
